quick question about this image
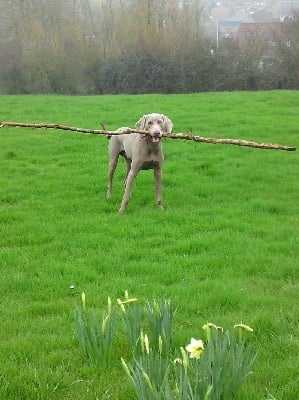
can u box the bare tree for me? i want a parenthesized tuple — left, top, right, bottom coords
(0, 0, 297, 93)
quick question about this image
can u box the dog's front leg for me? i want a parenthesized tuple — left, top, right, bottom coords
(154, 167, 163, 210)
(119, 168, 139, 213)
(123, 158, 132, 188)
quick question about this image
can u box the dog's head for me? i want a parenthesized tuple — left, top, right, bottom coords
(135, 113, 173, 143)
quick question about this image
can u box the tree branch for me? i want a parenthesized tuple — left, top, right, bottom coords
(0, 121, 296, 151)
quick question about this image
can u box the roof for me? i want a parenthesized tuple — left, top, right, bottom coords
(237, 22, 286, 44)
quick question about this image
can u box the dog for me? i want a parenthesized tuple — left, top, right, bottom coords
(106, 113, 173, 213)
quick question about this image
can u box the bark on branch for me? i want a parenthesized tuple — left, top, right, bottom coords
(0, 121, 296, 151)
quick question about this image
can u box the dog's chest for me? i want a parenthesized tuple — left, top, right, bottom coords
(141, 147, 163, 169)
(141, 159, 160, 170)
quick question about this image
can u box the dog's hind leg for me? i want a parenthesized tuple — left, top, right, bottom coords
(106, 156, 119, 198)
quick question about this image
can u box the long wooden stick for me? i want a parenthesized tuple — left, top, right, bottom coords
(0, 121, 296, 151)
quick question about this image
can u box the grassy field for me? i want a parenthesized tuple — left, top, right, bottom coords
(0, 91, 298, 399)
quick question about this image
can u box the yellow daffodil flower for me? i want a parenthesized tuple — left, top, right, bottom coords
(185, 338, 204, 359)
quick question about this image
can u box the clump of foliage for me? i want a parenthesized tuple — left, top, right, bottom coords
(74, 292, 257, 399)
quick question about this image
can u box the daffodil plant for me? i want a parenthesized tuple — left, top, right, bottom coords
(74, 293, 257, 399)
(175, 322, 257, 400)
(121, 332, 171, 400)
(117, 290, 141, 354)
(144, 299, 173, 356)
(74, 294, 117, 365)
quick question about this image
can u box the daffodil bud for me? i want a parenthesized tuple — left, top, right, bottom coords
(158, 335, 163, 354)
(117, 298, 126, 313)
(173, 357, 183, 365)
(81, 291, 86, 310)
(234, 323, 253, 342)
(204, 384, 213, 399)
(107, 296, 112, 314)
(180, 347, 189, 374)
(141, 370, 154, 392)
(144, 334, 150, 355)
(121, 357, 131, 378)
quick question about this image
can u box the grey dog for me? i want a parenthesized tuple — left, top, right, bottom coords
(106, 113, 173, 213)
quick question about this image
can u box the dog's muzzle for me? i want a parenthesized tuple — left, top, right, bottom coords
(150, 133, 162, 143)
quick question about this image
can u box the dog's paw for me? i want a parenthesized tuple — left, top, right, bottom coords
(118, 202, 128, 213)
(106, 188, 112, 198)
(157, 202, 164, 210)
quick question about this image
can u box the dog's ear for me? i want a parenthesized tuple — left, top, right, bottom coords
(135, 115, 147, 130)
(162, 115, 173, 133)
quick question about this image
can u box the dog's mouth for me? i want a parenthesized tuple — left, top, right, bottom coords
(150, 135, 161, 143)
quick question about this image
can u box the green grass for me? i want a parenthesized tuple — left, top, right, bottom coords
(0, 91, 298, 399)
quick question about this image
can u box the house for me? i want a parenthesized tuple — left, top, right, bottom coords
(237, 22, 288, 48)
(219, 15, 254, 38)
(236, 21, 294, 70)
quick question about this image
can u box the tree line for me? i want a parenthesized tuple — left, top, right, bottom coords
(0, 0, 298, 94)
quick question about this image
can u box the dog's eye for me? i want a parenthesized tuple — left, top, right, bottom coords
(157, 120, 163, 125)
(148, 121, 153, 125)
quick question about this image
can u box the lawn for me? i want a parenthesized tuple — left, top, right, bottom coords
(0, 91, 298, 399)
